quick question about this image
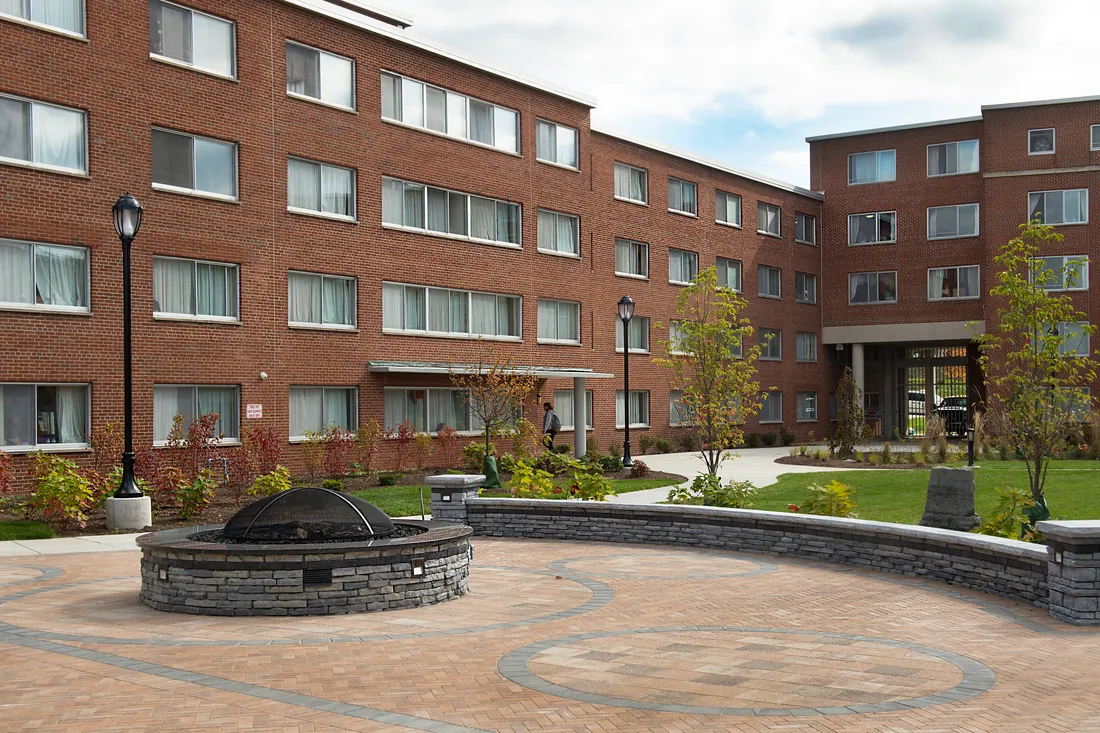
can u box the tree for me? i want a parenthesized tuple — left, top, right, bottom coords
(975, 220, 1096, 516)
(829, 367, 871, 460)
(449, 342, 537, 487)
(654, 266, 765, 475)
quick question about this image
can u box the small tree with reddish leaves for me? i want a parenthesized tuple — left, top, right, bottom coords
(354, 420, 383, 476)
(228, 425, 282, 495)
(0, 452, 13, 495)
(435, 425, 460, 469)
(88, 421, 123, 476)
(390, 420, 415, 471)
(412, 431, 433, 470)
(322, 425, 353, 477)
(300, 431, 325, 481)
(166, 413, 224, 481)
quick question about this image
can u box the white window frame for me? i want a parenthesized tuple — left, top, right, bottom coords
(795, 212, 816, 244)
(927, 140, 979, 177)
(716, 190, 742, 228)
(613, 162, 648, 205)
(153, 384, 240, 446)
(927, 265, 981, 301)
(717, 257, 742, 292)
(1028, 128, 1055, 155)
(1057, 321, 1091, 357)
(795, 272, 817, 304)
(149, 0, 237, 79)
(615, 316, 650, 354)
(614, 238, 649, 279)
(554, 389, 593, 431)
(382, 176, 522, 249)
(382, 281, 522, 341)
(668, 248, 699, 285)
(1092, 124, 1100, 152)
(0, 382, 90, 452)
(668, 320, 690, 356)
(848, 211, 897, 246)
(848, 271, 898, 305)
(152, 255, 240, 322)
(759, 391, 783, 424)
(797, 392, 818, 423)
(667, 176, 697, 216)
(287, 270, 357, 330)
(535, 118, 579, 169)
(1031, 255, 1089, 292)
(0, 239, 90, 314)
(757, 202, 781, 236)
(0, 93, 88, 176)
(290, 386, 359, 440)
(286, 156, 356, 222)
(286, 40, 356, 112)
(0, 0, 85, 38)
(537, 298, 580, 345)
(758, 265, 782, 299)
(616, 389, 650, 429)
(926, 203, 979, 240)
(847, 149, 896, 185)
(536, 208, 580, 258)
(1028, 189, 1089, 226)
(151, 127, 238, 201)
(796, 332, 817, 363)
(669, 389, 689, 427)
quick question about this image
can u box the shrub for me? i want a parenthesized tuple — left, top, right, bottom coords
(780, 429, 796, 446)
(599, 454, 623, 473)
(975, 487, 1037, 540)
(813, 448, 828, 462)
(300, 431, 325, 480)
(411, 431, 433, 471)
(29, 453, 96, 528)
(653, 438, 674, 454)
(102, 465, 153, 506)
(354, 420, 384, 476)
(797, 444, 808, 457)
(462, 442, 495, 472)
(629, 460, 650, 478)
(321, 426, 354, 477)
(231, 425, 282, 497)
(669, 474, 756, 508)
(0, 451, 13, 495)
(177, 469, 216, 521)
(507, 460, 555, 498)
(321, 478, 343, 492)
(166, 412, 223, 481)
(867, 452, 882, 465)
(609, 442, 621, 459)
(744, 433, 762, 448)
(881, 442, 894, 464)
(497, 453, 517, 473)
(509, 418, 538, 460)
(435, 425, 460, 469)
(376, 471, 400, 486)
(536, 450, 582, 476)
(638, 435, 653, 455)
(88, 421, 123, 476)
(912, 451, 928, 466)
(390, 420, 415, 471)
(249, 466, 292, 498)
(568, 468, 615, 501)
(552, 443, 572, 454)
(678, 435, 695, 453)
(762, 433, 778, 447)
(830, 367, 872, 459)
(799, 480, 857, 518)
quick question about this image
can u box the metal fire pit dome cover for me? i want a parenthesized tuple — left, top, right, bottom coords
(222, 487, 395, 541)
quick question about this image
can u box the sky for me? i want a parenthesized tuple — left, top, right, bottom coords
(378, 0, 1099, 188)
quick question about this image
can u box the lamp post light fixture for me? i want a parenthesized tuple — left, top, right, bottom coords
(112, 193, 144, 499)
(967, 425, 975, 467)
(618, 295, 635, 468)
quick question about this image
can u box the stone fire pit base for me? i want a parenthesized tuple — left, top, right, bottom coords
(136, 520, 472, 616)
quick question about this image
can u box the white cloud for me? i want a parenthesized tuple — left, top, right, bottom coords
(766, 149, 811, 187)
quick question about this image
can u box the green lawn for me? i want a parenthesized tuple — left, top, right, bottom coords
(758, 461, 1100, 523)
(353, 478, 681, 518)
(0, 521, 54, 541)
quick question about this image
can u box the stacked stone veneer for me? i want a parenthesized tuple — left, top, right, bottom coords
(137, 522, 472, 616)
(1037, 520, 1100, 626)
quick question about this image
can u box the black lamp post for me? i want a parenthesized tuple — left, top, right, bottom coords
(967, 425, 975, 467)
(112, 194, 144, 498)
(618, 295, 635, 468)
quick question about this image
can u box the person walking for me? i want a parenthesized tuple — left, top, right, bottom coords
(542, 401, 560, 449)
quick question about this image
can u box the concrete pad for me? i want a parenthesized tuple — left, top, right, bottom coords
(0, 541, 39, 557)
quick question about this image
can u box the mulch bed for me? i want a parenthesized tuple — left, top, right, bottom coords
(775, 455, 940, 470)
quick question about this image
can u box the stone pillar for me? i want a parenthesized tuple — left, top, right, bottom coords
(426, 474, 485, 525)
(851, 343, 865, 399)
(573, 376, 587, 458)
(919, 467, 979, 531)
(1036, 520, 1100, 625)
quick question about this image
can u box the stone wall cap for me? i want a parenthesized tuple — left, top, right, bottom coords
(930, 466, 974, 473)
(426, 474, 486, 489)
(1035, 520, 1100, 541)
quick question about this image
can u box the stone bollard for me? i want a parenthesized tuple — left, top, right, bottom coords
(919, 466, 980, 531)
(1036, 520, 1100, 626)
(426, 474, 485, 524)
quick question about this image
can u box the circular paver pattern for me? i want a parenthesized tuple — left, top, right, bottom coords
(0, 565, 61, 586)
(501, 627, 996, 716)
(550, 551, 776, 580)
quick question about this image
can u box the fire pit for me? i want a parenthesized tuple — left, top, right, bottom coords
(137, 488, 472, 616)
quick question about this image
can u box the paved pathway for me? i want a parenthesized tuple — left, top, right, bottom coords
(0, 532, 144, 558)
(1, 538, 1097, 731)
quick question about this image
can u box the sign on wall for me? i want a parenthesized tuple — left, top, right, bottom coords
(246, 404, 263, 419)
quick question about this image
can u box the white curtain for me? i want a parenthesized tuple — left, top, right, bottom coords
(537, 121, 554, 160)
(154, 386, 195, 442)
(288, 158, 319, 210)
(446, 92, 466, 138)
(403, 182, 424, 228)
(682, 182, 696, 214)
(559, 302, 577, 341)
(154, 258, 193, 314)
(0, 384, 35, 447)
(382, 178, 403, 225)
(958, 141, 978, 172)
(0, 241, 33, 305)
(470, 196, 494, 240)
(961, 266, 979, 297)
(469, 100, 492, 144)
(537, 299, 555, 339)
(557, 214, 577, 253)
(32, 103, 84, 171)
(290, 387, 322, 436)
(554, 390, 574, 429)
(286, 42, 317, 96)
(382, 283, 404, 329)
(557, 126, 576, 167)
(496, 202, 519, 243)
(471, 293, 496, 335)
(447, 191, 467, 235)
(404, 286, 425, 329)
(425, 86, 446, 132)
(194, 138, 235, 197)
(493, 108, 516, 152)
(198, 387, 237, 439)
(0, 97, 27, 161)
(35, 245, 85, 307)
(537, 210, 555, 251)
(928, 268, 946, 299)
(288, 272, 321, 323)
(400, 78, 423, 125)
(321, 164, 352, 216)
(668, 179, 682, 211)
(629, 168, 645, 201)
(426, 187, 448, 232)
(429, 389, 467, 431)
(321, 277, 353, 325)
(850, 153, 876, 183)
(614, 164, 629, 198)
(319, 52, 353, 108)
(196, 262, 230, 317)
(323, 388, 352, 430)
(32, 0, 84, 34)
(380, 73, 400, 120)
(192, 11, 232, 76)
(383, 389, 405, 430)
(878, 151, 895, 180)
(0, 0, 23, 18)
(428, 288, 467, 334)
(929, 207, 956, 237)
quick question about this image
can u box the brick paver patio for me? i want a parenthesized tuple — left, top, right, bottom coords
(2, 538, 1099, 731)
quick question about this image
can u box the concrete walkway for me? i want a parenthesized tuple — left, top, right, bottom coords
(0, 533, 145, 558)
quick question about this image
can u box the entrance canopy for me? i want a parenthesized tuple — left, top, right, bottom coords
(367, 361, 614, 380)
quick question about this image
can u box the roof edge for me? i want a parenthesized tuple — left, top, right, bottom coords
(322, 0, 412, 28)
(592, 127, 822, 200)
(806, 115, 984, 143)
(981, 93, 1100, 111)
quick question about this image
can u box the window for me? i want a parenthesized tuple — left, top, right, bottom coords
(537, 298, 580, 343)
(759, 392, 782, 423)
(1056, 387, 1092, 421)
(1058, 321, 1091, 357)
(286, 41, 354, 110)
(382, 282, 520, 339)
(0, 0, 83, 36)
(380, 71, 520, 154)
(383, 387, 474, 433)
(153, 256, 238, 320)
(1028, 189, 1088, 225)
(537, 209, 579, 256)
(795, 272, 817, 304)
(848, 149, 895, 184)
(1029, 128, 1055, 155)
(796, 332, 817, 362)
(0, 240, 87, 312)
(669, 390, 688, 426)
(797, 392, 817, 422)
(716, 190, 741, 226)
(669, 320, 689, 355)
(928, 265, 980, 300)
(153, 385, 238, 444)
(616, 390, 649, 428)
(668, 248, 698, 285)
(382, 177, 521, 246)
(848, 211, 896, 244)
(616, 316, 649, 353)
(758, 265, 781, 299)
(795, 213, 816, 244)
(0, 94, 86, 174)
(614, 238, 649, 278)
(668, 177, 697, 215)
(1032, 255, 1089, 291)
(717, 257, 742, 291)
(286, 157, 355, 219)
(927, 140, 979, 176)
(849, 271, 898, 304)
(759, 328, 781, 360)
(1093, 124, 1100, 151)
(288, 271, 356, 328)
(149, 0, 235, 78)
(613, 162, 647, 204)
(757, 202, 781, 236)
(554, 389, 593, 430)
(536, 119, 578, 167)
(927, 204, 978, 239)
(152, 128, 237, 199)
(291, 386, 358, 438)
(0, 383, 88, 450)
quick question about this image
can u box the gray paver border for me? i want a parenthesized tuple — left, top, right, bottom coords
(497, 626, 997, 717)
(0, 564, 64, 587)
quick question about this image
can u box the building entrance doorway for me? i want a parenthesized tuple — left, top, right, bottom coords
(896, 346, 968, 438)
